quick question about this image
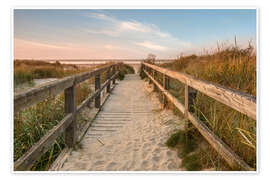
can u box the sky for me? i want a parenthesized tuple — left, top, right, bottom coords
(14, 9, 256, 59)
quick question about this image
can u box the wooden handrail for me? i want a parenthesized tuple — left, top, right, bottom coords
(14, 63, 121, 113)
(142, 63, 256, 171)
(142, 62, 256, 120)
(14, 63, 122, 171)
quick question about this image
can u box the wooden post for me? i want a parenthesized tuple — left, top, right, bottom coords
(153, 70, 158, 92)
(64, 85, 77, 147)
(95, 74, 101, 108)
(148, 67, 152, 85)
(162, 74, 168, 109)
(185, 84, 197, 132)
(163, 74, 169, 108)
(167, 76, 170, 90)
(113, 66, 116, 84)
(106, 68, 111, 93)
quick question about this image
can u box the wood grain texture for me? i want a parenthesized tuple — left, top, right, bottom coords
(64, 85, 77, 147)
(143, 63, 256, 120)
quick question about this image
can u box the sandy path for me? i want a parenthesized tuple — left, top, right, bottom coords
(60, 74, 185, 171)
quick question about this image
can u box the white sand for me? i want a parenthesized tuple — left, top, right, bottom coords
(60, 74, 185, 171)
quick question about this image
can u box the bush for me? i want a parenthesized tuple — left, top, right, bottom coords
(118, 71, 125, 80)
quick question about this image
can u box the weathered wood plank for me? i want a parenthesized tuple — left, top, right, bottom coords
(112, 66, 116, 84)
(144, 70, 253, 170)
(14, 113, 73, 171)
(184, 85, 197, 131)
(74, 63, 119, 84)
(14, 77, 74, 113)
(106, 68, 111, 93)
(187, 112, 253, 170)
(14, 63, 121, 113)
(144, 70, 185, 113)
(143, 63, 256, 120)
(76, 72, 119, 113)
(49, 147, 72, 171)
(95, 73, 101, 108)
(64, 85, 77, 147)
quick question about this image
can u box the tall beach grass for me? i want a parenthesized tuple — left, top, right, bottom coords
(152, 44, 256, 170)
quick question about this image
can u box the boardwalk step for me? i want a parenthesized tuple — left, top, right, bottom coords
(91, 125, 122, 128)
(93, 121, 126, 124)
(89, 129, 117, 132)
(96, 116, 131, 118)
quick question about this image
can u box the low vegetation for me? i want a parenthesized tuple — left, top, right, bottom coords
(117, 64, 135, 80)
(14, 60, 135, 170)
(147, 44, 256, 170)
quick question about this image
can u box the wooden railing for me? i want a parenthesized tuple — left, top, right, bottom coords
(142, 62, 256, 171)
(14, 63, 122, 171)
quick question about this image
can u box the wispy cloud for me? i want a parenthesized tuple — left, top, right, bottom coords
(134, 41, 168, 51)
(84, 12, 116, 22)
(83, 12, 192, 57)
(84, 12, 174, 39)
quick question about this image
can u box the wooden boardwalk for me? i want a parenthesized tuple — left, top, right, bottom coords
(59, 74, 184, 171)
(14, 62, 256, 171)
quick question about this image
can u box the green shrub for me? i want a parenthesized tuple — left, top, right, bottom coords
(181, 154, 202, 171)
(118, 71, 125, 80)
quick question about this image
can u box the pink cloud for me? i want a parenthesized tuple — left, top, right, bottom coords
(14, 38, 146, 59)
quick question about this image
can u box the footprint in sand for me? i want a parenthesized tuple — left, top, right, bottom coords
(141, 160, 149, 168)
(94, 160, 105, 166)
(152, 155, 160, 162)
(157, 142, 165, 147)
(166, 150, 173, 157)
(143, 142, 150, 148)
(152, 148, 161, 154)
(94, 154, 103, 159)
(75, 162, 87, 169)
(142, 149, 149, 158)
(167, 161, 178, 170)
(106, 162, 117, 170)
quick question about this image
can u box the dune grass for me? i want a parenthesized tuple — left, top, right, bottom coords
(153, 45, 256, 170)
(14, 61, 134, 171)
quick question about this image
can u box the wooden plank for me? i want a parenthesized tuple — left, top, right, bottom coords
(185, 84, 189, 118)
(95, 73, 101, 108)
(64, 85, 77, 147)
(76, 72, 119, 113)
(14, 77, 74, 113)
(14, 113, 73, 171)
(14, 63, 121, 113)
(14, 72, 119, 171)
(74, 63, 120, 84)
(49, 147, 72, 171)
(144, 70, 253, 170)
(77, 82, 117, 144)
(144, 70, 185, 113)
(162, 74, 168, 108)
(187, 112, 253, 170)
(143, 63, 256, 120)
(113, 66, 116, 84)
(106, 68, 111, 93)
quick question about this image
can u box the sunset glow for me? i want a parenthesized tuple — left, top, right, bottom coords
(14, 9, 256, 59)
